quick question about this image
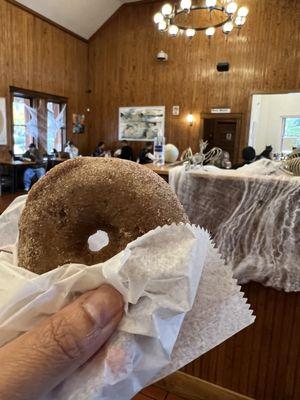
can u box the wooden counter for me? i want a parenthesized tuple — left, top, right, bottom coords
(144, 163, 173, 182)
(144, 163, 171, 176)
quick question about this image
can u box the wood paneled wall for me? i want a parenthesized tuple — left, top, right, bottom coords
(182, 282, 300, 400)
(88, 0, 300, 158)
(0, 0, 88, 161)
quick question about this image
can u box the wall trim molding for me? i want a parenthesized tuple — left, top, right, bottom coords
(156, 371, 255, 400)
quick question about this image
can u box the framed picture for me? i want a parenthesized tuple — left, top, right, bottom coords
(72, 113, 85, 134)
(0, 98, 7, 145)
(119, 106, 165, 141)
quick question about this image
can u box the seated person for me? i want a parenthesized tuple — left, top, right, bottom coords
(92, 142, 110, 157)
(233, 146, 257, 169)
(64, 140, 79, 159)
(114, 140, 134, 161)
(257, 145, 273, 160)
(138, 142, 155, 164)
(242, 146, 256, 164)
(22, 143, 45, 192)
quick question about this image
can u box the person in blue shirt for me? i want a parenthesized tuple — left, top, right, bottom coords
(22, 143, 45, 191)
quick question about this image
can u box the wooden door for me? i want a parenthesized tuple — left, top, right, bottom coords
(201, 114, 242, 163)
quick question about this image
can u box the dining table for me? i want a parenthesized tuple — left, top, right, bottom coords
(0, 157, 68, 194)
(0, 160, 36, 193)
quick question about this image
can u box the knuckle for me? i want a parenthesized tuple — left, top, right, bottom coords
(48, 315, 83, 361)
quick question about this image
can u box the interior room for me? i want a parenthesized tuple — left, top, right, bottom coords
(0, 1, 299, 399)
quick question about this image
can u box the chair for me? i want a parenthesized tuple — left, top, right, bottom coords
(0, 165, 12, 196)
(58, 152, 70, 159)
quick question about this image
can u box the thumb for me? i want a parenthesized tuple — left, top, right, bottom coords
(0, 284, 124, 400)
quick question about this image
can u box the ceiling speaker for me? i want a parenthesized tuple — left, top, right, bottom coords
(217, 62, 230, 72)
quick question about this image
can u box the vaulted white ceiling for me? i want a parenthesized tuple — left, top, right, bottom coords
(16, 0, 140, 39)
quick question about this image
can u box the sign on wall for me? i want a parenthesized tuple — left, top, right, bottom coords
(211, 108, 231, 114)
(119, 106, 165, 141)
(0, 98, 7, 145)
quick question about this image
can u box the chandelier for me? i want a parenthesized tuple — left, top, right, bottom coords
(153, 1, 249, 38)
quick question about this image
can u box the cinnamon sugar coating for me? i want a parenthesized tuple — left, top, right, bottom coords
(18, 157, 188, 274)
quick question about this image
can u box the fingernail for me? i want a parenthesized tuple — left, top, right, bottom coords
(82, 285, 124, 329)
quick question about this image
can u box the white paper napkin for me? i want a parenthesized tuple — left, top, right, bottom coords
(0, 197, 255, 400)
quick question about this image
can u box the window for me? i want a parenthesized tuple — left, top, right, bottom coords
(281, 117, 300, 153)
(47, 102, 66, 154)
(11, 88, 67, 155)
(12, 97, 34, 154)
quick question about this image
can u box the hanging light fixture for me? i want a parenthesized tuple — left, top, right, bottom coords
(180, 0, 192, 12)
(168, 24, 179, 36)
(161, 3, 173, 16)
(222, 21, 234, 34)
(158, 20, 167, 31)
(205, 27, 216, 37)
(186, 28, 196, 38)
(226, 2, 238, 14)
(153, 1, 249, 39)
(153, 12, 164, 24)
(206, 0, 217, 7)
(237, 6, 249, 17)
(235, 16, 246, 27)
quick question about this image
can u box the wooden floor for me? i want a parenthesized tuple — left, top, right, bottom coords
(0, 192, 22, 214)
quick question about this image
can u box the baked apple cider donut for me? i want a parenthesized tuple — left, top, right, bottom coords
(18, 157, 188, 274)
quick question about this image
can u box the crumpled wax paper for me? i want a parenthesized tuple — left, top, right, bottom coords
(0, 196, 255, 400)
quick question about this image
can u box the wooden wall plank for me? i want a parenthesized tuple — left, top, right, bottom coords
(181, 283, 300, 400)
(0, 0, 89, 161)
(88, 0, 300, 161)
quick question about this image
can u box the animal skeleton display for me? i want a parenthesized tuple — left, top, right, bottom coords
(283, 148, 300, 176)
(180, 140, 223, 170)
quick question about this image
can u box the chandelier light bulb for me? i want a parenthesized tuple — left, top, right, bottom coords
(161, 3, 173, 17)
(223, 21, 234, 34)
(153, 12, 164, 24)
(226, 2, 238, 14)
(186, 28, 196, 38)
(158, 20, 167, 31)
(168, 24, 179, 36)
(237, 6, 249, 17)
(235, 16, 246, 26)
(180, 0, 192, 12)
(206, 0, 217, 8)
(205, 27, 216, 37)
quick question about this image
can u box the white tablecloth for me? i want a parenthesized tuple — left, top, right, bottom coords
(170, 166, 300, 292)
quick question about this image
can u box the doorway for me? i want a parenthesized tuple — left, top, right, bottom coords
(201, 113, 242, 164)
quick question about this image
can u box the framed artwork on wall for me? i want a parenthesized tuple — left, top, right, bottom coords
(0, 97, 7, 145)
(119, 106, 165, 141)
(72, 113, 85, 134)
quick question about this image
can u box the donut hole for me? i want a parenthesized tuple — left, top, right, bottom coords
(88, 230, 109, 253)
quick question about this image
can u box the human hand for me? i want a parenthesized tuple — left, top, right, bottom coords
(0, 284, 124, 400)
